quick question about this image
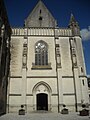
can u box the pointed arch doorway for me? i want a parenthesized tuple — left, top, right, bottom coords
(37, 93, 48, 111)
(32, 81, 52, 111)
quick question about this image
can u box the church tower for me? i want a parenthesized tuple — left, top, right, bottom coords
(7, 0, 89, 113)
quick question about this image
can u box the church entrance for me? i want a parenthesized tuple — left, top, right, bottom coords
(37, 93, 48, 111)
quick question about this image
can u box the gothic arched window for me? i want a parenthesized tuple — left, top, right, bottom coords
(35, 41, 48, 65)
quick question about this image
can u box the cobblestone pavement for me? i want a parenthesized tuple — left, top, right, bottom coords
(0, 112, 90, 120)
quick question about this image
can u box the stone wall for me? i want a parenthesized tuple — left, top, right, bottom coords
(0, 0, 11, 115)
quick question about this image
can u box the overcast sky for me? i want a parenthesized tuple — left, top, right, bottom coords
(4, 0, 90, 75)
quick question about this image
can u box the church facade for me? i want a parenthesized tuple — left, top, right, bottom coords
(7, 0, 89, 113)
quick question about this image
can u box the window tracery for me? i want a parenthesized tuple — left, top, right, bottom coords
(35, 41, 48, 65)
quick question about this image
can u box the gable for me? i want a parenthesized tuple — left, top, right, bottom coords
(25, 0, 56, 28)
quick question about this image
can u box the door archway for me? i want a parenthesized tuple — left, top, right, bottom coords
(32, 81, 52, 111)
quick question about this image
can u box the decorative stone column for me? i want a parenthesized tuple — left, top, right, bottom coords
(69, 37, 81, 112)
(55, 28, 63, 112)
(21, 28, 28, 110)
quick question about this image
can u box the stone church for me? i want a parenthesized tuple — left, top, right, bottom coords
(7, 0, 89, 113)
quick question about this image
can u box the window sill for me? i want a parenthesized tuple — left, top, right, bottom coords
(31, 63, 52, 70)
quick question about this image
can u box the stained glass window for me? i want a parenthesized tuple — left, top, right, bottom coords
(35, 41, 48, 65)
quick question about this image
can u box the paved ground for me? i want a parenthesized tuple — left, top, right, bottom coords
(0, 112, 90, 120)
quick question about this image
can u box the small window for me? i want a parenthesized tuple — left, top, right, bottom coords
(39, 16, 43, 21)
(88, 79, 90, 88)
(40, 9, 42, 14)
(81, 67, 83, 73)
(82, 80, 85, 86)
